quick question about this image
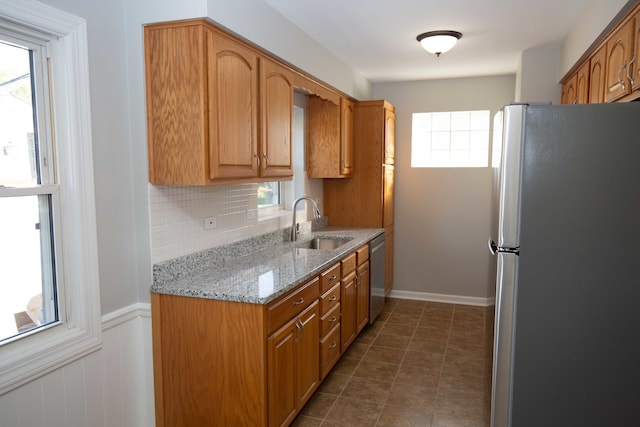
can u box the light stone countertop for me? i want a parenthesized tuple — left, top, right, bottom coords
(151, 226, 384, 305)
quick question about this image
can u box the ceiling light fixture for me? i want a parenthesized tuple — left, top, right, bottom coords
(416, 30, 462, 58)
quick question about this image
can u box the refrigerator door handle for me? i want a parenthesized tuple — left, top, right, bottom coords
(488, 237, 498, 255)
(488, 237, 520, 256)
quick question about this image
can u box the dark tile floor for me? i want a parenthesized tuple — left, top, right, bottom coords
(292, 297, 495, 427)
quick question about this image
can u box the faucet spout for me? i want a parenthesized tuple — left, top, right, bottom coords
(291, 196, 321, 241)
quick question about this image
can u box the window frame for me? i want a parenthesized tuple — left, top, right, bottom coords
(0, 0, 101, 394)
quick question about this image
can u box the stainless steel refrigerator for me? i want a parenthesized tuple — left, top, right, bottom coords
(489, 103, 640, 427)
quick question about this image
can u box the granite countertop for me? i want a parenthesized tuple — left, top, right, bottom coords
(151, 226, 383, 305)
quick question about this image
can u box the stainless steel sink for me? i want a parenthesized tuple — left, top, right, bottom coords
(295, 237, 352, 250)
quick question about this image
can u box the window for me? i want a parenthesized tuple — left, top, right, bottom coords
(258, 182, 281, 207)
(411, 110, 490, 167)
(0, 2, 101, 394)
(0, 39, 59, 343)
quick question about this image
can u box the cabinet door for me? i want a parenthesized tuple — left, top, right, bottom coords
(384, 107, 395, 164)
(633, 11, 640, 92)
(306, 95, 341, 178)
(604, 19, 634, 102)
(356, 260, 370, 333)
(296, 301, 320, 408)
(340, 97, 354, 176)
(576, 61, 590, 104)
(208, 32, 259, 179)
(383, 164, 394, 228)
(589, 45, 607, 103)
(260, 57, 294, 178)
(561, 73, 577, 104)
(384, 225, 394, 295)
(340, 271, 357, 352)
(267, 319, 297, 427)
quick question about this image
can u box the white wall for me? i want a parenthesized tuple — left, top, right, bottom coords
(560, 0, 630, 76)
(373, 75, 515, 304)
(516, 44, 562, 104)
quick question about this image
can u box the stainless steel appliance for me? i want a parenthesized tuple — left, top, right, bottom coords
(369, 233, 386, 324)
(489, 103, 640, 427)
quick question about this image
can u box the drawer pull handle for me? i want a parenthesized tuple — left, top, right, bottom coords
(329, 274, 337, 281)
(329, 295, 337, 302)
(292, 297, 304, 306)
(328, 341, 337, 349)
(329, 316, 337, 323)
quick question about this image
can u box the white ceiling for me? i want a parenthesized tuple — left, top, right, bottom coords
(265, 0, 594, 82)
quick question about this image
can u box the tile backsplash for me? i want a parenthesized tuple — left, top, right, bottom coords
(149, 183, 292, 263)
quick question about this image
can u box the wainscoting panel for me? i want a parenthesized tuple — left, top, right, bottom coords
(0, 304, 153, 427)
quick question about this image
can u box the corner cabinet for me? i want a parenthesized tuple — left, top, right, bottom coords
(144, 19, 293, 185)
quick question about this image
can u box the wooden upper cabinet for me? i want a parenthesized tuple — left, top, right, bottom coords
(340, 97, 354, 176)
(305, 95, 343, 178)
(576, 61, 590, 104)
(208, 32, 260, 180)
(561, 73, 577, 104)
(145, 23, 210, 185)
(589, 45, 607, 103)
(145, 19, 295, 185)
(260, 57, 294, 178)
(604, 18, 635, 102)
(632, 11, 640, 92)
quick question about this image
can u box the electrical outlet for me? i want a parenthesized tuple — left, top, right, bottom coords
(204, 216, 216, 230)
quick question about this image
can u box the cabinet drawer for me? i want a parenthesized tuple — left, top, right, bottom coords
(267, 276, 320, 334)
(341, 252, 356, 276)
(320, 302, 340, 337)
(320, 324, 341, 379)
(320, 283, 341, 315)
(320, 263, 341, 294)
(356, 245, 369, 265)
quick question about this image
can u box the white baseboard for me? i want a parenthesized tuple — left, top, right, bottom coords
(387, 290, 495, 307)
(102, 302, 151, 331)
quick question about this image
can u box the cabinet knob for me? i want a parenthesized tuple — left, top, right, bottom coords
(329, 295, 337, 302)
(329, 316, 337, 323)
(328, 341, 337, 349)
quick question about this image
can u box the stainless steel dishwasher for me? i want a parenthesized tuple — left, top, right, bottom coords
(369, 233, 386, 324)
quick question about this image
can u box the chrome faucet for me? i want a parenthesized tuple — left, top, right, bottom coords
(290, 196, 321, 241)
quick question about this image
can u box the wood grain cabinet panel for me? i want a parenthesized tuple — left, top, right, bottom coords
(632, 11, 640, 92)
(208, 32, 260, 180)
(562, 73, 577, 104)
(340, 270, 357, 352)
(589, 45, 607, 103)
(604, 18, 635, 102)
(356, 259, 370, 333)
(576, 61, 590, 104)
(260, 56, 294, 178)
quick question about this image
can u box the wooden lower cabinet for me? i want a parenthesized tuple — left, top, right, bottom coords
(151, 246, 372, 427)
(340, 270, 357, 352)
(356, 259, 370, 333)
(268, 301, 320, 427)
